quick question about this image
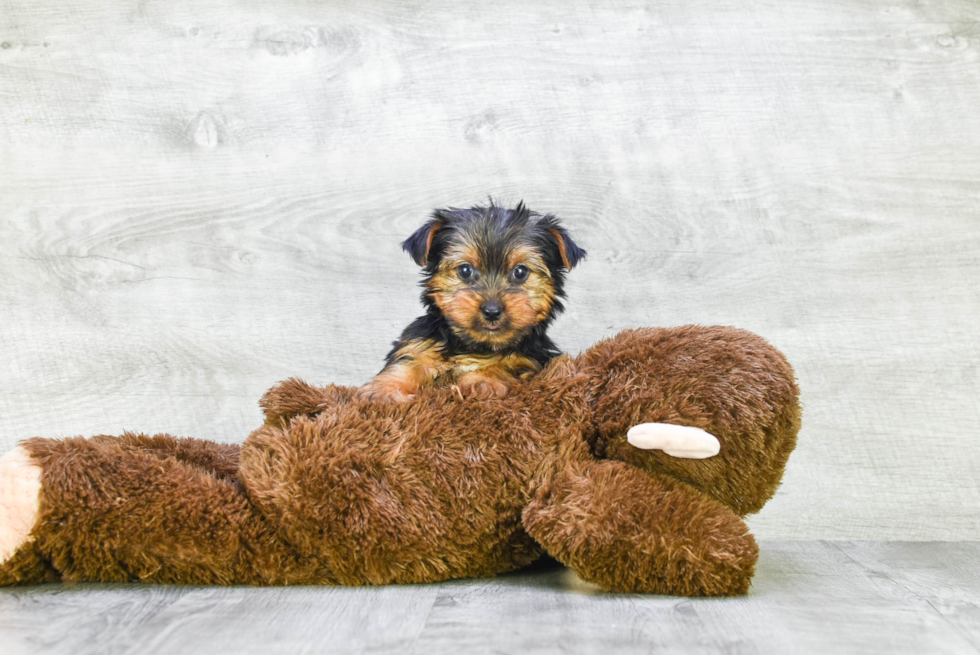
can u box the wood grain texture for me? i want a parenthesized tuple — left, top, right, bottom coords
(1, 0, 979, 539)
(0, 542, 977, 654)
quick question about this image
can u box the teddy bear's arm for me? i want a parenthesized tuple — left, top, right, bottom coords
(626, 423, 720, 459)
(522, 459, 758, 596)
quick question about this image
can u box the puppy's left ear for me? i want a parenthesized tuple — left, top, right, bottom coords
(401, 214, 445, 267)
(541, 217, 587, 270)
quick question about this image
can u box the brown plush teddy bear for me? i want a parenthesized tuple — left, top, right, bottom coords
(0, 325, 799, 596)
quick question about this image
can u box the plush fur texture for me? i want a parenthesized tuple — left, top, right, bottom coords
(0, 325, 800, 595)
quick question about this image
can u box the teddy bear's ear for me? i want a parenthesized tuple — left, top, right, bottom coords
(401, 213, 447, 267)
(539, 215, 586, 270)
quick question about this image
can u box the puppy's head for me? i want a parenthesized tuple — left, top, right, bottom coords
(402, 201, 586, 350)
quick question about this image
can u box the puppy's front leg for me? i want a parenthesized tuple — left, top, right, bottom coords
(454, 370, 513, 400)
(357, 339, 450, 403)
(357, 367, 420, 403)
(452, 353, 541, 400)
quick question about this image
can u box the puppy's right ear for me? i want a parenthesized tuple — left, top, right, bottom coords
(401, 215, 444, 266)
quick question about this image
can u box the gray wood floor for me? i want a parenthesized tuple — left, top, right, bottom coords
(0, 542, 977, 655)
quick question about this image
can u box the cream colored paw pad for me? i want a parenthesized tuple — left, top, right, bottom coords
(0, 446, 42, 564)
(627, 423, 721, 459)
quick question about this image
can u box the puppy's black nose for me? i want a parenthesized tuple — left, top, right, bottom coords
(481, 301, 504, 322)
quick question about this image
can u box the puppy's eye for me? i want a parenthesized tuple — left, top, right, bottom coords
(457, 263, 475, 281)
(512, 264, 530, 282)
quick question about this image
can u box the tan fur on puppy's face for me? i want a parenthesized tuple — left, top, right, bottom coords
(506, 245, 557, 323)
(428, 238, 557, 350)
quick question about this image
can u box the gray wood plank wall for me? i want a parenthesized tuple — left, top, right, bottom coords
(1, 0, 977, 540)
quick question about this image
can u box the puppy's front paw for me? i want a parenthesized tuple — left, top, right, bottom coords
(356, 380, 415, 404)
(455, 373, 511, 400)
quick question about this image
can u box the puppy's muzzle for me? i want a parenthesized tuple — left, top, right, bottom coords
(480, 300, 503, 322)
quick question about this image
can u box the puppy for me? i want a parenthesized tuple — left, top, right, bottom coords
(358, 201, 585, 403)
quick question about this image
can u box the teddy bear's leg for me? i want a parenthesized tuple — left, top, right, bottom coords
(0, 436, 314, 586)
(522, 459, 758, 596)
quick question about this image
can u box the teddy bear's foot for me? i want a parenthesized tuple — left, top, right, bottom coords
(0, 446, 53, 585)
(0, 447, 41, 563)
(523, 460, 758, 596)
(626, 423, 720, 459)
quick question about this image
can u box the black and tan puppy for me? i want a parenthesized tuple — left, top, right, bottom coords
(359, 201, 586, 402)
